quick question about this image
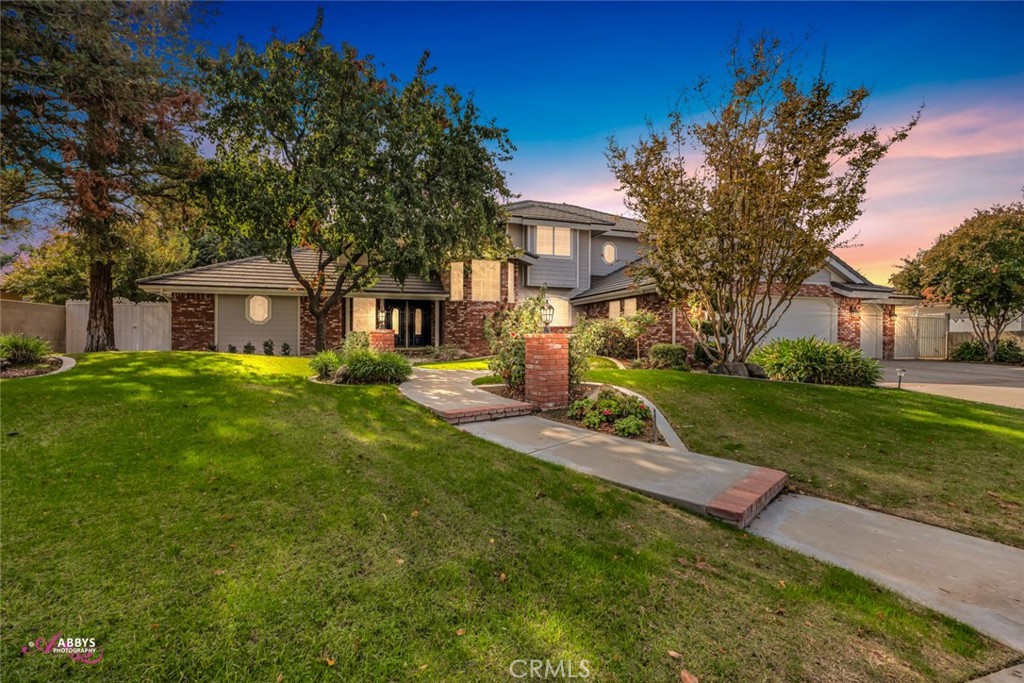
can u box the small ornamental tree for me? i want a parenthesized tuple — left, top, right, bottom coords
(891, 202, 1024, 362)
(617, 310, 658, 360)
(198, 13, 513, 351)
(608, 35, 917, 363)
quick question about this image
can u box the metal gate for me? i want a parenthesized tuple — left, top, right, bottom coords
(894, 311, 948, 359)
(66, 299, 171, 353)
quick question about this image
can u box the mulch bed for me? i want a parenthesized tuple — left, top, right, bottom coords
(0, 357, 63, 379)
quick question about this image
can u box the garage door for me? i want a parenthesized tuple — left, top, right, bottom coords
(763, 298, 836, 343)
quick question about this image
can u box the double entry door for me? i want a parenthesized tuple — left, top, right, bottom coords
(383, 300, 433, 348)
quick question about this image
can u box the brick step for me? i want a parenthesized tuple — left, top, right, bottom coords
(705, 468, 788, 529)
(433, 403, 534, 425)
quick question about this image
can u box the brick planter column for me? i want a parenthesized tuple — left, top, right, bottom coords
(369, 330, 396, 352)
(524, 333, 570, 411)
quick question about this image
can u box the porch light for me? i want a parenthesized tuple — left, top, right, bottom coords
(376, 306, 386, 330)
(541, 299, 555, 333)
(896, 367, 906, 390)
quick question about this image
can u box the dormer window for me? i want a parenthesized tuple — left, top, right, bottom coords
(602, 242, 616, 264)
(535, 226, 571, 257)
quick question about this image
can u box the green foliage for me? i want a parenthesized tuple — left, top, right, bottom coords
(196, 12, 513, 351)
(227, 344, 238, 354)
(568, 315, 602, 389)
(950, 339, 1023, 365)
(693, 340, 722, 367)
(613, 415, 647, 438)
(567, 388, 653, 438)
(280, 342, 291, 357)
(205, 343, 218, 352)
(750, 338, 882, 387)
(608, 35, 916, 362)
(649, 343, 690, 370)
(617, 310, 658, 359)
(309, 350, 342, 380)
(0, 333, 52, 364)
(263, 339, 275, 356)
(243, 342, 256, 355)
(893, 203, 1024, 362)
(428, 344, 466, 362)
(341, 350, 412, 385)
(340, 332, 370, 356)
(591, 318, 633, 359)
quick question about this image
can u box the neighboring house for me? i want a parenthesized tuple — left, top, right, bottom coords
(138, 200, 915, 358)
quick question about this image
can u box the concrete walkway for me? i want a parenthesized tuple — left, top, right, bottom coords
(750, 495, 1024, 651)
(880, 360, 1024, 410)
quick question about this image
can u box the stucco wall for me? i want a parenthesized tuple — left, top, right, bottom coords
(0, 299, 66, 352)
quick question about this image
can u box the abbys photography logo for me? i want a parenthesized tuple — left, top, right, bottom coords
(22, 632, 103, 665)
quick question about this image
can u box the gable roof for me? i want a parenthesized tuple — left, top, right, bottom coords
(137, 249, 445, 297)
(505, 200, 643, 233)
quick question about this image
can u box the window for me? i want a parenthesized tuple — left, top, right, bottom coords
(623, 298, 637, 316)
(389, 307, 401, 334)
(535, 226, 571, 257)
(449, 262, 464, 301)
(602, 242, 616, 265)
(414, 309, 423, 336)
(352, 298, 376, 332)
(471, 259, 501, 301)
(608, 300, 621, 319)
(245, 295, 271, 324)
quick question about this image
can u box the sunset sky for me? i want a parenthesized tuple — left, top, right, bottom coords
(201, 2, 1019, 284)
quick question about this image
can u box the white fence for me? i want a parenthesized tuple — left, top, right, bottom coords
(65, 299, 171, 353)
(894, 310, 948, 360)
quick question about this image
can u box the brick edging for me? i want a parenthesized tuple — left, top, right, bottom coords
(706, 467, 788, 528)
(434, 403, 533, 424)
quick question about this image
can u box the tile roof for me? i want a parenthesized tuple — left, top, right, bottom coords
(137, 249, 445, 296)
(571, 259, 653, 303)
(505, 200, 644, 232)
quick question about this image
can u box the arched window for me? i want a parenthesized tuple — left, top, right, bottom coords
(390, 307, 401, 333)
(602, 242, 616, 265)
(245, 295, 271, 324)
(414, 309, 423, 335)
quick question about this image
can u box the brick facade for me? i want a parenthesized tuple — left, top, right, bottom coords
(524, 333, 569, 410)
(299, 297, 345, 355)
(834, 295, 861, 349)
(882, 305, 895, 360)
(369, 330, 395, 352)
(441, 260, 514, 356)
(580, 293, 697, 356)
(170, 293, 215, 351)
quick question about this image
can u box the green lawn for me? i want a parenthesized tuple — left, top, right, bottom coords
(0, 353, 1015, 681)
(416, 357, 492, 370)
(589, 369, 1024, 549)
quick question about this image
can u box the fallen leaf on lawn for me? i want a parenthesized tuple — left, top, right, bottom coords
(499, 572, 508, 583)
(395, 558, 405, 566)
(535, 490, 546, 498)
(676, 557, 689, 566)
(220, 515, 234, 521)
(419, 664, 428, 670)
(455, 629, 465, 636)
(149, 623, 159, 630)
(411, 509, 420, 518)
(353, 637, 360, 653)
(694, 560, 717, 573)
(804, 620, 813, 627)
(326, 657, 335, 666)
(276, 674, 283, 683)
(766, 606, 786, 616)
(213, 569, 226, 576)
(778, 580, 786, 589)
(488, 538, 495, 545)
(667, 650, 683, 660)
(680, 670, 699, 683)
(422, 498, 431, 506)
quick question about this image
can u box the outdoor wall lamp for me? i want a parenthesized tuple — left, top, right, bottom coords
(541, 299, 555, 333)
(896, 367, 906, 389)
(849, 304, 860, 313)
(376, 307, 387, 330)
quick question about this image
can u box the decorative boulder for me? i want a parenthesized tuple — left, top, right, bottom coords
(332, 365, 350, 384)
(745, 363, 769, 379)
(723, 362, 750, 377)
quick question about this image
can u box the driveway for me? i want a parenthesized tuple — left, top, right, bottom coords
(879, 360, 1024, 409)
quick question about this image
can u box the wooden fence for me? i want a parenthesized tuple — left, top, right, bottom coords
(65, 299, 171, 353)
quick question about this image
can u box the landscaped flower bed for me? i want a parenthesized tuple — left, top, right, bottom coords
(0, 334, 63, 379)
(550, 385, 662, 443)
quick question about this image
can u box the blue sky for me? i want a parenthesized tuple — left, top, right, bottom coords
(204, 2, 1023, 282)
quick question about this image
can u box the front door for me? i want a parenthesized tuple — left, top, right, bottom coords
(383, 300, 433, 348)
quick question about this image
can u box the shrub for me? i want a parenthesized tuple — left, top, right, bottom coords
(280, 342, 291, 356)
(340, 331, 369, 356)
(749, 337, 882, 387)
(206, 342, 218, 352)
(309, 350, 342, 380)
(243, 341, 256, 354)
(613, 415, 646, 438)
(617, 310, 659, 360)
(429, 343, 465, 361)
(693, 340, 721, 367)
(950, 339, 1023, 364)
(263, 339, 275, 356)
(342, 350, 412, 384)
(0, 333, 52, 364)
(649, 343, 690, 370)
(592, 318, 632, 359)
(227, 344, 238, 353)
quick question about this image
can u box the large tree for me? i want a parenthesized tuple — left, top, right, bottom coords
(608, 35, 918, 363)
(891, 202, 1024, 362)
(197, 14, 513, 351)
(1, 1, 200, 350)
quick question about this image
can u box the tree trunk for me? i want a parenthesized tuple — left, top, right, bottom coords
(315, 312, 329, 353)
(985, 337, 999, 363)
(85, 259, 117, 352)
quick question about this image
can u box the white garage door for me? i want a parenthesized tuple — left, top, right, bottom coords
(763, 298, 836, 343)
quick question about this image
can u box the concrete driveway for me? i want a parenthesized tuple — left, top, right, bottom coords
(879, 360, 1024, 410)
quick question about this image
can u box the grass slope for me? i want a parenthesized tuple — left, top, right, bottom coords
(0, 353, 1015, 681)
(589, 369, 1024, 548)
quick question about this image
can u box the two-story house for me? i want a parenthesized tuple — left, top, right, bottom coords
(139, 200, 911, 359)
